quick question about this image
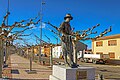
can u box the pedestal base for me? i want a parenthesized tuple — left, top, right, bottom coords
(49, 65, 95, 80)
(25, 70, 37, 74)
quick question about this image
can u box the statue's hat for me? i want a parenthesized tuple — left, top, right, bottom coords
(64, 14, 73, 20)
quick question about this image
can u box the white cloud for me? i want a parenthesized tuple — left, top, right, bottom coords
(39, 22, 46, 28)
(29, 24, 37, 29)
(28, 22, 46, 30)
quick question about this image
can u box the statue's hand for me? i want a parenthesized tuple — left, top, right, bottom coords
(61, 35, 65, 42)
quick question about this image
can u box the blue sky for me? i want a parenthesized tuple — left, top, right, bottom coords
(0, 0, 120, 48)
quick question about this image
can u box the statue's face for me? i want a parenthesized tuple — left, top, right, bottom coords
(65, 18, 71, 22)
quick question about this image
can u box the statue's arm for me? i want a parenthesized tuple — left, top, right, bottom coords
(58, 22, 66, 35)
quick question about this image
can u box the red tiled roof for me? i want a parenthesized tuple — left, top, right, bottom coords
(93, 34, 120, 41)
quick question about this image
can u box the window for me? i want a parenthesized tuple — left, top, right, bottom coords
(96, 52, 103, 54)
(108, 40, 117, 46)
(109, 52, 115, 59)
(96, 41, 103, 47)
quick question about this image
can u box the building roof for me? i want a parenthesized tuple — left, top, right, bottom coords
(78, 41, 87, 46)
(93, 34, 120, 41)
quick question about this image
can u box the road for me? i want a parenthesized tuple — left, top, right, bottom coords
(77, 61, 120, 80)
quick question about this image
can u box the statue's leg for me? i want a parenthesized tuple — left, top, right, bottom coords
(68, 42, 78, 68)
(62, 42, 69, 66)
(63, 51, 68, 64)
(68, 51, 74, 66)
(69, 42, 74, 64)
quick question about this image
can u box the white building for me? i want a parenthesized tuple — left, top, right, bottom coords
(52, 41, 87, 58)
(52, 45, 62, 58)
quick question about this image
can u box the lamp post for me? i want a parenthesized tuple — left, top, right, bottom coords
(39, 0, 45, 63)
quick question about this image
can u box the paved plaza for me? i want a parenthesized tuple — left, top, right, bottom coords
(2, 54, 52, 80)
(2, 54, 120, 80)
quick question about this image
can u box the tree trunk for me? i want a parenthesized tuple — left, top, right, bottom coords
(0, 39, 3, 78)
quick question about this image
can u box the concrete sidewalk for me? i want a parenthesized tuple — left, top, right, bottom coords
(3, 54, 52, 80)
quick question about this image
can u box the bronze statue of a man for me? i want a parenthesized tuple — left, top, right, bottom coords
(58, 14, 78, 68)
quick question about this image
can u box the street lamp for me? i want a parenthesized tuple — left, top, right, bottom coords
(39, 0, 45, 63)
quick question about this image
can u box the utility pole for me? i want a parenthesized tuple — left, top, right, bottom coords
(39, 0, 45, 63)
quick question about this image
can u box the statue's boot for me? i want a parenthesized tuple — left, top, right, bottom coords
(70, 62, 78, 68)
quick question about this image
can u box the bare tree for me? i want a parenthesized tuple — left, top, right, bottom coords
(0, 12, 40, 77)
(44, 21, 112, 64)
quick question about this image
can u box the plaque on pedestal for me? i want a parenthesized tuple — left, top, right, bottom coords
(76, 70, 87, 80)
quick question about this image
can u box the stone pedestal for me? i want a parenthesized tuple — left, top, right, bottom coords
(49, 65, 95, 80)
